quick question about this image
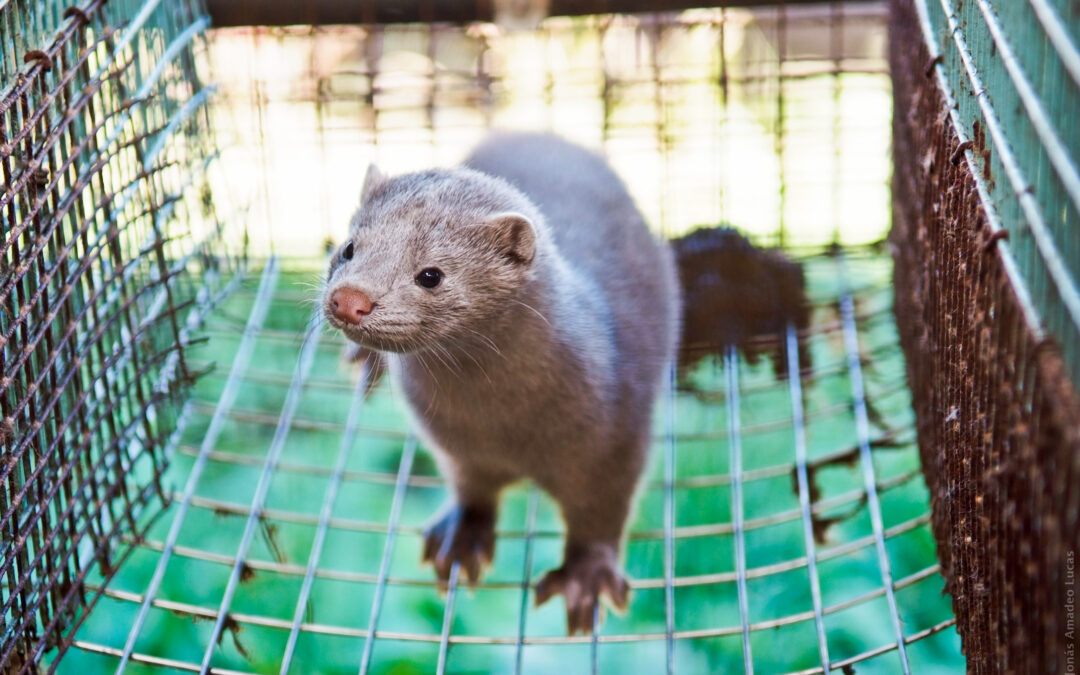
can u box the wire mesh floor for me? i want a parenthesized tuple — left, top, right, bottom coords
(52, 250, 961, 674)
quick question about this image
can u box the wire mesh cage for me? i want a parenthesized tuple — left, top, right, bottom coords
(12, 0, 1061, 672)
(891, 0, 1080, 671)
(1, 0, 243, 669)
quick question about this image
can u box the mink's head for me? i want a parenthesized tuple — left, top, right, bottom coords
(323, 165, 541, 353)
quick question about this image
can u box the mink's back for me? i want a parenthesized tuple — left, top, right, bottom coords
(465, 133, 679, 415)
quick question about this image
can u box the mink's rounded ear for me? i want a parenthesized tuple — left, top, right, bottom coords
(361, 164, 387, 204)
(482, 212, 536, 265)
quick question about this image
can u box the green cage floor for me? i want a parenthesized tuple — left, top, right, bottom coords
(57, 252, 962, 674)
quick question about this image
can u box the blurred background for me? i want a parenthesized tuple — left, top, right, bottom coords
(205, 3, 892, 256)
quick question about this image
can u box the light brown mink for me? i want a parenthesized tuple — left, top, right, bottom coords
(322, 132, 680, 634)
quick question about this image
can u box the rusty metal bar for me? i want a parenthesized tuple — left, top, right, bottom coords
(205, 0, 880, 26)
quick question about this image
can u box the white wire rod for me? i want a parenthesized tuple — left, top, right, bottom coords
(663, 368, 678, 675)
(973, 0, 1080, 241)
(724, 348, 754, 674)
(782, 618, 959, 675)
(357, 436, 418, 674)
(79, 640, 256, 675)
(186, 339, 904, 399)
(223, 274, 892, 314)
(196, 303, 898, 363)
(185, 363, 360, 392)
(683, 342, 905, 403)
(73, 613, 963, 673)
(435, 562, 463, 675)
(172, 422, 916, 493)
(838, 264, 910, 674)
(113, 259, 276, 674)
(513, 489, 540, 675)
(591, 600, 600, 673)
(120, 510, 933, 596)
(160, 460, 923, 545)
(786, 323, 831, 673)
(937, 0, 1080, 338)
(83, 563, 945, 649)
(172, 444, 443, 486)
(1028, 0, 1080, 91)
(188, 376, 911, 444)
(198, 307, 324, 674)
(279, 366, 374, 674)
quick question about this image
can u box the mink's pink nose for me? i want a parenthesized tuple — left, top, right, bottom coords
(330, 288, 373, 324)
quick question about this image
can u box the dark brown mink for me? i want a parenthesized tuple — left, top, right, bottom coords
(672, 226, 811, 384)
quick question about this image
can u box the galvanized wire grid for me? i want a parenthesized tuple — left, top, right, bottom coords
(6, 1, 963, 672)
(59, 251, 960, 674)
(0, 0, 242, 670)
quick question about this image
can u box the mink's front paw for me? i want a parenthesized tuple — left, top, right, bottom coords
(422, 504, 495, 587)
(535, 542, 630, 635)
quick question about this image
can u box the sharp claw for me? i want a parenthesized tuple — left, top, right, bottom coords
(465, 557, 481, 587)
(599, 568, 630, 611)
(538, 543, 629, 634)
(421, 504, 496, 588)
(534, 570, 563, 607)
(574, 602, 590, 635)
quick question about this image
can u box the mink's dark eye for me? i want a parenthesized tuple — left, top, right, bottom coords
(341, 242, 354, 261)
(415, 267, 442, 289)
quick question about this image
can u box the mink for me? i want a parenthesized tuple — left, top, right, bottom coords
(322, 133, 680, 634)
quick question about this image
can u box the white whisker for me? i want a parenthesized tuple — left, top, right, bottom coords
(511, 298, 551, 326)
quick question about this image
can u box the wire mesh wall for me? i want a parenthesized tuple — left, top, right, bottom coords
(891, 0, 1080, 671)
(0, 0, 244, 669)
(3, 1, 966, 673)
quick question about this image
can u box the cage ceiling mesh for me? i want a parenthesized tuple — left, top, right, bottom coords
(1, 1, 968, 673)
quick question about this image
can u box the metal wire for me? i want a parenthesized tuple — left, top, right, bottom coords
(837, 258, 910, 674)
(513, 489, 540, 675)
(116, 262, 275, 672)
(198, 303, 323, 673)
(724, 347, 753, 673)
(358, 436, 417, 673)
(1, 0, 241, 669)
(786, 323, 830, 673)
(282, 366, 373, 673)
(894, 0, 1080, 667)
(436, 562, 462, 675)
(64, 250, 955, 672)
